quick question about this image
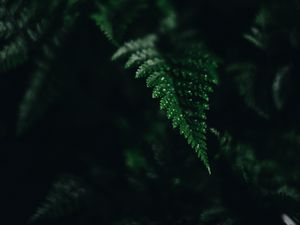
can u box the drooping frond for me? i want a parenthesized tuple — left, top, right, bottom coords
(112, 34, 219, 173)
(30, 175, 91, 223)
(91, 0, 147, 45)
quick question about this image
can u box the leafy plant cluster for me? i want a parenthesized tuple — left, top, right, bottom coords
(1, 0, 300, 225)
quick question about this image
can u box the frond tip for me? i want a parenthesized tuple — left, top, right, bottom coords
(112, 35, 219, 173)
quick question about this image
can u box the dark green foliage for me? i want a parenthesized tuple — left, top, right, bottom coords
(30, 174, 91, 223)
(227, 63, 270, 118)
(0, 0, 38, 70)
(0, 0, 77, 71)
(215, 131, 292, 193)
(91, 0, 176, 45)
(17, 4, 77, 134)
(0, 0, 79, 134)
(91, 0, 147, 45)
(198, 130, 300, 225)
(1, 0, 300, 225)
(113, 34, 218, 172)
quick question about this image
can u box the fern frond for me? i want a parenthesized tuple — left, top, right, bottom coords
(0, 15, 50, 71)
(113, 35, 219, 173)
(0, 3, 42, 70)
(91, 0, 147, 45)
(30, 175, 91, 223)
(0, 0, 78, 72)
(112, 34, 157, 60)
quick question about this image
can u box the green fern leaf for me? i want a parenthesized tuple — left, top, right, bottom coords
(112, 34, 219, 173)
